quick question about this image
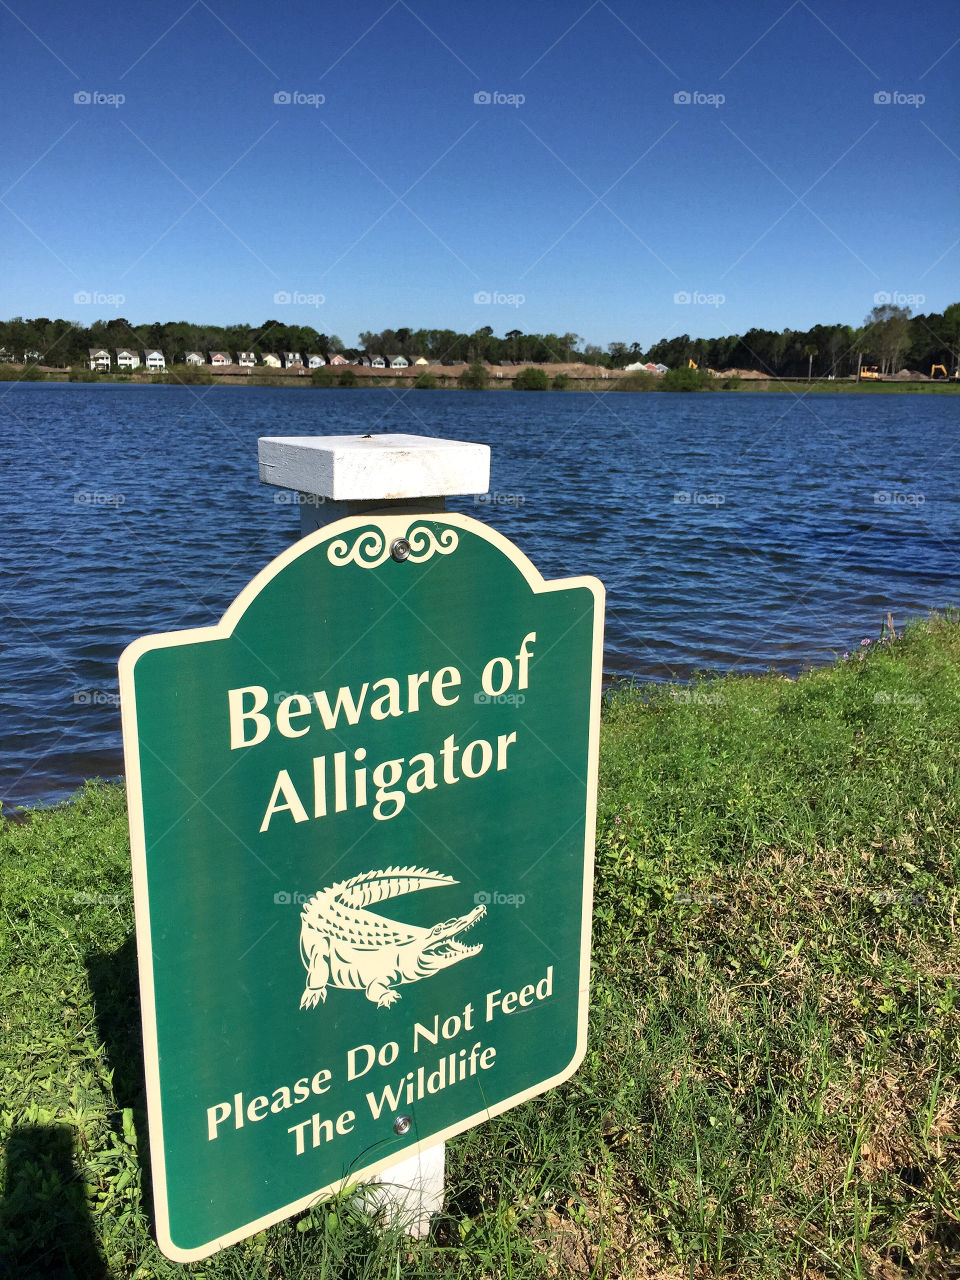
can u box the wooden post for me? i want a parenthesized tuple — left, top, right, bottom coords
(257, 431, 491, 1238)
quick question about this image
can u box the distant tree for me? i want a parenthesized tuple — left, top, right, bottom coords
(662, 366, 712, 392)
(862, 304, 912, 375)
(552, 372, 571, 390)
(337, 368, 357, 387)
(514, 366, 549, 390)
(458, 360, 488, 390)
(804, 343, 818, 380)
(413, 373, 437, 389)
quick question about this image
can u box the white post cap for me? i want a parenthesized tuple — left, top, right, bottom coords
(258, 433, 490, 501)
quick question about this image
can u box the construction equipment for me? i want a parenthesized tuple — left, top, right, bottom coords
(929, 363, 959, 380)
(687, 358, 698, 369)
(860, 365, 882, 381)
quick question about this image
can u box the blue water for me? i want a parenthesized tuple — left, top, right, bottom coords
(2, 383, 957, 808)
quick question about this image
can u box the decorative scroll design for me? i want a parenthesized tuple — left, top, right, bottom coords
(327, 528, 390, 568)
(326, 523, 459, 568)
(406, 525, 458, 562)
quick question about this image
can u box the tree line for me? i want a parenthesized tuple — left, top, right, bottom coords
(1, 304, 957, 376)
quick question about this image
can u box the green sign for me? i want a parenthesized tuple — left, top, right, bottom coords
(120, 512, 604, 1262)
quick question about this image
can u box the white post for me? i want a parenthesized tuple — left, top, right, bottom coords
(257, 431, 491, 1238)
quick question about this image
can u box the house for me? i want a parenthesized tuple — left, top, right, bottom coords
(238, 351, 256, 367)
(328, 353, 349, 366)
(88, 347, 111, 371)
(144, 349, 165, 371)
(261, 353, 282, 368)
(354, 355, 370, 366)
(643, 363, 659, 372)
(371, 355, 386, 368)
(390, 355, 409, 369)
(23, 349, 41, 364)
(307, 354, 326, 369)
(282, 351, 302, 367)
(209, 351, 232, 366)
(116, 348, 140, 369)
(185, 351, 205, 365)
(623, 361, 645, 372)
(414, 356, 429, 366)
(655, 363, 668, 373)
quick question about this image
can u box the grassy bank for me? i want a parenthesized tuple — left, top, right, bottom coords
(3, 616, 960, 1277)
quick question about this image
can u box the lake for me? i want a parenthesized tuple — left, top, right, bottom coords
(2, 383, 957, 808)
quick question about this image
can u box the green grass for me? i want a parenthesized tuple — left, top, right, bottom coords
(3, 615, 960, 1277)
(733, 379, 960, 394)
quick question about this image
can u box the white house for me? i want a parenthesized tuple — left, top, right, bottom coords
(389, 355, 409, 369)
(209, 351, 231, 366)
(414, 356, 429, 366)
(623, 361, 645, 372)
(88, 347, 111, 371)
(23, 349, 41, 364)
(261, 353, 282, 368)
(116, 348, 140, 369)
(328, 353, 349, 367)
(238, 351, 256, 367)
(282, 351, 302, 367)
(371, 355, 386, 368)
(144, 349, 165, 371)
(307, 354, 326, 368)
(185, 351, 205, 365)
(655, 363, 668, 373)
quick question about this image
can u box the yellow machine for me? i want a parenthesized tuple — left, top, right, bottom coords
(687, 358, 698, 369)
(860, 365, 882, 381)
(930, 363, 959, 379)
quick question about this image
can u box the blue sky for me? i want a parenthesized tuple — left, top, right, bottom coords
(1, 0, 958, 348)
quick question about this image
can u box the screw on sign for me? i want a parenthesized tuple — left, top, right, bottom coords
(119, 434, 604, 1260)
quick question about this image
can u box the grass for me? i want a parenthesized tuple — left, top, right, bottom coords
(3, 615, 960, 1277)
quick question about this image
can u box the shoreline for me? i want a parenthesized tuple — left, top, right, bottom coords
(3, 369, 959, 394)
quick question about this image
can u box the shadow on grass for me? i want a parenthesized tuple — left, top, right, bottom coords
(0, 1125, 110, 1280)
(86, 935, 154, 1226)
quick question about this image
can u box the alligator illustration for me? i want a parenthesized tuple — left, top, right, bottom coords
(299, 866, 485, 1010)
